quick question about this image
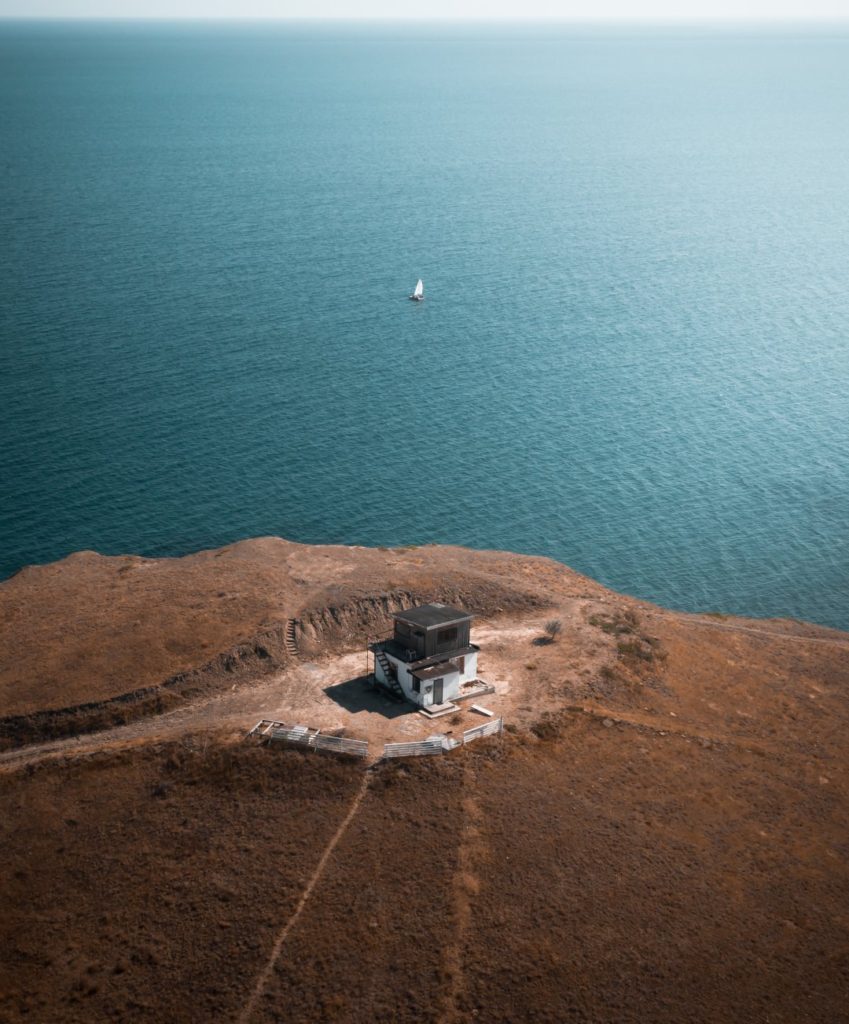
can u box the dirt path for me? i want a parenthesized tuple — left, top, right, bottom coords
(440, 768, 486, 1024)
(236, 772, 372, 1024)
(645, 609, 849, 647)
(0, 659, 354, 773)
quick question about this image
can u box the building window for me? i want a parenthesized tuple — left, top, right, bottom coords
(412, 678, 421, 693)
(437, 626, 458, 646)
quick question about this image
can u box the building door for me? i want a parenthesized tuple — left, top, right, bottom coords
(433, 678, 444, 705)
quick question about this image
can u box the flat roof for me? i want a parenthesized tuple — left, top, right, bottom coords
(411, 661, 461, 681)
(394, 603, 473, 630)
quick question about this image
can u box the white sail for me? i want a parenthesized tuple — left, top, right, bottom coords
(413, 279, 423, 298)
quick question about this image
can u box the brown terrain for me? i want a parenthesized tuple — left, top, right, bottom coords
(1, 537, 848, 1023)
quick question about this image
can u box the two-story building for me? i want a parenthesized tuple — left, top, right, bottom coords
(370, 603, 479, 712)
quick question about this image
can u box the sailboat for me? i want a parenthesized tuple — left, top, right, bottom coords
(409, 279, 424, 302)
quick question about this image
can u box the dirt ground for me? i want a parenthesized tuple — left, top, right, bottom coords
(0, 539, 579, 721)
(2, 717, 848, 1024)
(1, 538, 849, 1022)
(0, 613, 593, 766)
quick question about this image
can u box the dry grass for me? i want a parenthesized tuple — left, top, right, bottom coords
(2, 718, 848, 1023)
(2, 540, 849, 1021)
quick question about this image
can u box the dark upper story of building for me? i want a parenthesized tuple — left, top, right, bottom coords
(375, 603, 478, 666)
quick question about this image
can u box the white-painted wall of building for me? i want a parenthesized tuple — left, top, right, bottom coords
(458, 650, 478, 684)
(421, 668, 460, 706)
(376, 648, 479, 706)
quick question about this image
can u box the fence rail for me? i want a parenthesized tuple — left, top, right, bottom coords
(248, 721, 369, 759)
(463, 717, 504, 745)
(247, 719, 279, 737)
(383, 737, 445, 759)
(268, 725, 315, 747)
(251, 717, 503, 763)
(313, 734, 369, 758)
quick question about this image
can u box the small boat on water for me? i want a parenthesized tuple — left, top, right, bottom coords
(409, 279, 424, 302)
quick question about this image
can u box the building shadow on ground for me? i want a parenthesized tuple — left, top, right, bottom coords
(324, 676, 413, 719)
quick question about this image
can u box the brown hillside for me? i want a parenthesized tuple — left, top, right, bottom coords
(1, 538, 848, 1022)
(2, 721, 848, 1024)
(0, 539, 578, 721)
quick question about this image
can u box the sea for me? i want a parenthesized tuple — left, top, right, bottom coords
(1, 21, 848, 629)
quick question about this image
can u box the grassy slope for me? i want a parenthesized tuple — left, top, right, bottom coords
(2, 539, 848, 1022)
(2, 720, 847, 1024)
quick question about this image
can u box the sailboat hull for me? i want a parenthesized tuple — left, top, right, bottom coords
(409, 295, 424, 302)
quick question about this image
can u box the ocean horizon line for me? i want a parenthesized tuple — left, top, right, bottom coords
(3, 15, 849, 27)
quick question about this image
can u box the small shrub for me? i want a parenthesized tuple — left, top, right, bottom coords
(544, 619, 563, 642)
(531, 715, 561, 741)
(588, 609, 641, 636)
(617, 640, 654, 663)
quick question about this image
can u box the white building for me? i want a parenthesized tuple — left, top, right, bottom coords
(370, 604, 479, 711)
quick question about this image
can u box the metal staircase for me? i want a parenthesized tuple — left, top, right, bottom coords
(374, 648, 405, 700)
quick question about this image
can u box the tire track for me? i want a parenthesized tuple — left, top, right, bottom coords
(644, 610, 849, 648)
(440, 770, 487, 1024)
(236, 771, 371, 1024)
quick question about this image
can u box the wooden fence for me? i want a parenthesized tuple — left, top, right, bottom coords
(249, 717, 503, 762)
(247, 720, 368, 759)
(462, 717, 504, 745)
(382, 719, 503, 759)
(312, 734, 369, 758)
(268, 724, 315, 748)
(247, 719, 280, 737)
(382, 736, 445, 759)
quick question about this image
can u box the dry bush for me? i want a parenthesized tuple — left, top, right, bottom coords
(588, 608, 640, 636)
(530, 712, 572, 741)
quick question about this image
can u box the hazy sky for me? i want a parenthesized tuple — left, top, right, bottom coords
(4, 0, 849, 18)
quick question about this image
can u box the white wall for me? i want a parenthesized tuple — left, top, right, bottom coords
(458, 650, 478, 684)
(377, 647, 479, 706)
(421, 669, 460, 707)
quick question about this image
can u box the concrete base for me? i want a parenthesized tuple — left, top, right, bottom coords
(417, 701, 459, 719)
(455, 679, 496, 703)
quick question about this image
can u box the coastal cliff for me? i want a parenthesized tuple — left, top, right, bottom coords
(1, 539, 848, 1023)
(1, 536, 846, 748)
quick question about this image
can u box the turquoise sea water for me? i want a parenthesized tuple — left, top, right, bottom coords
(1, 22, 848, 628)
